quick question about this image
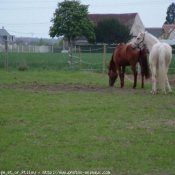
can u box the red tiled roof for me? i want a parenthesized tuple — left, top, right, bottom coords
(89, 13, 137, 28)
(162, 24, 175, 31)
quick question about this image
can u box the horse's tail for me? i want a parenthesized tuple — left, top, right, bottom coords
(140, 47, 150, 79)
(158, 45, 167, 89)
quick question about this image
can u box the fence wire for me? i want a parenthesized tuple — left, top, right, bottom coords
(0, 45, 175, 74)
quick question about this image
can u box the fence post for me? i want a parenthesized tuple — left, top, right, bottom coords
(103, 44, 107, 74)
(70, 40, 73, 69)
(78, 46, 82, 70)
(5, 41, 8, 70)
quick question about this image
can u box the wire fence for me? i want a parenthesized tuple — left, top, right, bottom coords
(0, 44, 175, 74)
(0, 45, 62, 53)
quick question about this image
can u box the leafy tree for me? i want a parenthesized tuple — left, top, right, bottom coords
(164, 3, 175, 24)
(94, 18, 132, 44)
(49, 0, 95, 68)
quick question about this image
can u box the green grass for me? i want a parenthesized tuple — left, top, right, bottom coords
(1, 52, 175, 74)
(0, 70, 175, 174)
(0, 52, 106, 72)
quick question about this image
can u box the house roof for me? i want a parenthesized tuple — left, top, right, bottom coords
(89, 13, 137, 29)
(145, 28, 164, 38)
(162, 24, 175, 32)
(0, 28, 10, 36)
(0, 28, 16, 44)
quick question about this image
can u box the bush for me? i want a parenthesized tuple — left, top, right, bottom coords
(17, 65, 28, 71)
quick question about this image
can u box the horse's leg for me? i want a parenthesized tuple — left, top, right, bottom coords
(121, 66, 126, 88)
(163, 67, 172, 93)
(117, 66, 123, 88)
(166, 75, 173, 93)
(150, 65, 157, 94)
(131, 65, 137, 88)
(139, 62, 144, 88)
(149, 52, 158, 94)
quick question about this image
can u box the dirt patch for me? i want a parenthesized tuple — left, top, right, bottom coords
(1, 74, 175, 93)
(2, 81, 145, 94)
(125, 74, 175, 87)
(8, 82, 125, 93)
(11, 82, 110, 93)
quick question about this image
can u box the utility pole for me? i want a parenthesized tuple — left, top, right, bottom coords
(31, 32, 34, 52)
(31, 32, 34, 43)
(5, 40, 8, 70)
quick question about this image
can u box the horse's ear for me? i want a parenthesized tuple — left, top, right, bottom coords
(139, 29, 146, 34)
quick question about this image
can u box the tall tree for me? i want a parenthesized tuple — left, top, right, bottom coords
(93, 18, 132, 44)
(49, 0, 95, 69)
(164, 3, 175, 24)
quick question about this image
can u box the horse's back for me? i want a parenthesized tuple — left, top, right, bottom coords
(115, 44, 138, 57)
(150, 43, 172, 65)
(114, 44, 132, 65)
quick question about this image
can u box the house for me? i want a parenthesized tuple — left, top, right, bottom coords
(162, 24, 175, 40)
(63, 13, 145, 49)
(145, 25, 175, 45)
(145, 25, 175, 40)
(0, 27, 16, 49)
(89, 13, 145, 37)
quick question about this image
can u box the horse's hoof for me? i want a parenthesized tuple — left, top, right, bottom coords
(169, 90, 173, 93)
(151, 90, 157, 95)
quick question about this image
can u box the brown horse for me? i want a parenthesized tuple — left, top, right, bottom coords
(108, 43, 150, 88)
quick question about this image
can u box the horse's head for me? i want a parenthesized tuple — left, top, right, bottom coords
(108, 69, 118, 86)
(131, 30, 146, 50)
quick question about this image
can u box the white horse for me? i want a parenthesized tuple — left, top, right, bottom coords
(131, 31, 172, 94)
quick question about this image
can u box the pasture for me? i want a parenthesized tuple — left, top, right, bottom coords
(0, 52, 175, 74)
(0, 70, 175, 174)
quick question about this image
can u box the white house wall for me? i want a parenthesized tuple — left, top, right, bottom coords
(168, 30, 175, 40)
(130, 14, 145, 37)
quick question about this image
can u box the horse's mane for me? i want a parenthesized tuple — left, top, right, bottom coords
(146, 32, 160, 43)
(108, 54, 116, 71)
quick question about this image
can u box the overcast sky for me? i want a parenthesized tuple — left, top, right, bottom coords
(0, 0, 172, 38)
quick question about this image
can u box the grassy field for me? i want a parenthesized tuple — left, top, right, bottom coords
(0, 52, 106, 72)
(0, 52, 175, 74)
(0, 70, 175, 175)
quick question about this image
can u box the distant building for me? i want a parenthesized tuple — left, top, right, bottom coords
(145, 27, 164, 38)
(145, 25, 175, 45)
(89, 13, 145, 37)
(162, 24, 175, 40)
(0, 27, 16, 48)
